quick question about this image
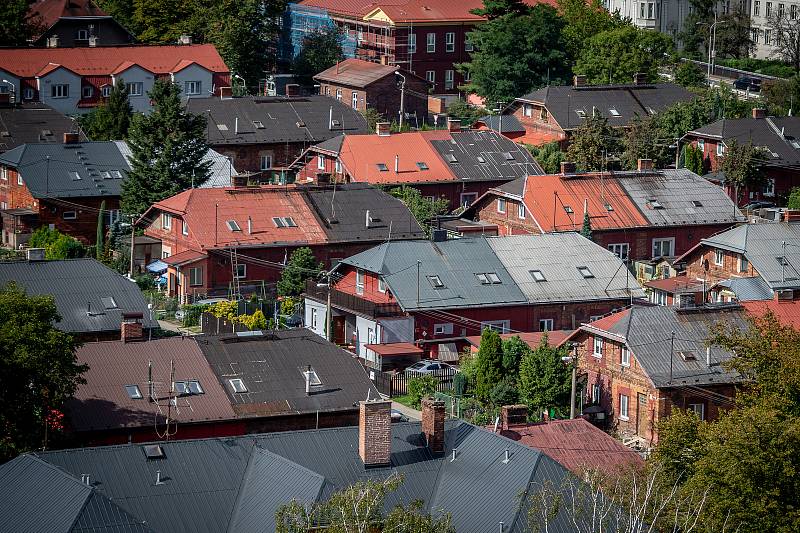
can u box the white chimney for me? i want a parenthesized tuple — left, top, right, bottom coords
(365, 209, 371, 228)
(305, 365, 312, 395)
(247, 216, 252, 235)
(395, 154, 399, 173)
(235, 117, 239, 135)
(706, 346, 711, 366)
(329, 106, 333, 130)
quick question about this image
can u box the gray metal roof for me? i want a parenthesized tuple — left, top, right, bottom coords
(339, 238, 529, 311)
(477, 114, 526, 134)
(515, 83, 694, 130)
(197, 328, 380, 417)
(186, 96, 370, 148)
(616, 169, 744, 226)
(688, 116, 800, 167)
(16, 420, 581, 532)
(0, 258, 158, 334)
(585, 304, 748, 388)
(0, 141, 129, 198)
(429, 130, 543, 181)
(714, 276, 773, 301)
(488, 233, 645, 303)
(0, 103, 86, 153)
(700, 223, 800, 290)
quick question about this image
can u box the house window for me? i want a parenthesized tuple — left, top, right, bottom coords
(23, 88, 34, 100)
(311, 307, 318, 329)
(697, 139, 705, 153)
(652, 238, 674, 258)
(81, 86, 93, 98)
(539, 318, 554, 331)
(162, 213, 172, 230)
(739, 255, 749, 273)
(530, 269, 546, 282)
(189, 267, 203, 286)
(714, 249, 724, 266)
(445, 32, 455, 52)
(460, 192, 477, 207)
(162, 249, 171, 259)
(426, 71, 435, 84)
(234, 264, 246, 279)
(792, 4, 798, 19)
(356, 269, 365, 294)
(481, 320, 510, 333)
(619, 394, 629, 420)
(688, 403, 705, 420)
(716, 143, 725, 156)
(126, 82, 143, 96)
(434, 323, 454, 335)
(378, 277, 386, 293)
(335, 88, 342, 100)
(182, 220, 189, 236)
(51, 84, 69, 98)
(426, 33, 435, 53)
(764, 29, 772, 45)
(754, 0, 761, 15)
(317, 155, 325, 170)
(591, 384, 600, 403)
(763, 178, 775, 196)
(334, 159, 341, 173)
(101, 85, 111, 97)
(608, 243, 629, 260)
(444, 70, 454, 90)
(260, 154, 272, 170)
(465, 35, 473, 51)
(518, 203, 526, 219)
(621, 346, 630, 367)
(593, 336, 604, 357)
(185, 81, 202, 95)
(497, 198, 507, 213)
(17, 172, 23, 185)
(351, 91, 358, 109)
(408, 33, 417, 53)
(77, 29, 89, 40)
(767, 2, 774, 17)
(62, 211, 77, 220)
(652, 290, 667, 306)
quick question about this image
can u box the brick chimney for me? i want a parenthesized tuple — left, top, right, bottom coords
(632, 72, 648, 85)
(501, 405, 528, 430)
(121, 312, 144, 343)
(285, 84, 300, 97)
(63, 132, 80, 144)
(637, 158, 654, 171)
(573, 75, 587, 87)
(219, 86, 233, 99)
(421, 397, 445, 454)
(358, 399, 392, 467)
(752, 108, 766, 119)
(447, 118, 462, 132)
(376, 121, 391, 136)
(231, 173, 248, 187)
(560, 161, 576, 175)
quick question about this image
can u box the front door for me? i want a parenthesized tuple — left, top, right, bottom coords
(636, 394, 648, 437)
(333, 316, 346, 345)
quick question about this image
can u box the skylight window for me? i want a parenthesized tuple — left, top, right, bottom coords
(476, 156, 487, 163)
(175, 380, 204, 395)
(229, 378, 247, 393)
(273, 217, 296, 228)
(376, 163, 389, 171)
(651, 201, 663, 209)
(476, 272, 502, 284)
(777, 256, 789, 266)
(416, 162, 429, 170)
(575, 109, 586, 118)
(70, 171, 81, 181)
(217, 124, 228, 131)
(792, 141, 800, 149)
(110, 170, 123, 179)
(692, 200, 703, 207)
(476, 273, 489, 284)
(609, 108, 620, 117)
(303, 368, 322, 386)
(226, 220, 241, 231)
(101, 171, 111, 179)
(273, 217, 285, 228)
(604, 203, 614, 212)
(253, 120, 264, 129)
(173, 381, 188, 395)
(101, 297, 117, 309)
(577, 266, 595, 278)
(563, 205, 574, 214)
(427, 275, 445, 289)
(486, 272, 501, 283)
(143, 445, 165, 459)
(680, 351, 696, 361)
(502, 152, 515, 161)
(530, 269, 546, 282)
(125, 385, 142, 399)
(283, 217, 297, 227)
(445, 154, 458, 163)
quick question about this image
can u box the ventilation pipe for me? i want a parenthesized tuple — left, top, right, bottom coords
(395, 154, 399, 173)
(365, 209, 371, 228)
(329, 106, 334, 130)
(247, 216, 252, 235)
(155, 470, 164, 485)
(234, 117, 239, 135)
(305, 365, 312, 395)
(706, 346, 711, 367)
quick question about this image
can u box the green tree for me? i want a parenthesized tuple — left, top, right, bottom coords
(389, 186, 449, 236)
(407, 375, 438, 409)
(121, 80, 210, 214)
(81, 79, 133, 141)
(580, 209, 592, 240)
(719, 140, 766, 191)
(28, 227, 86, 260)
(674, 61, 707, 88)
(526, 142, 565, 174)
(0, 284, 87, 462)
(501, 335, 529, 375)
(565, 114, 622, 171)
(557, 0, 623, 60)
(95, 0, 139, 36)
(132, 0, 201, 43)
(518, 336, 571, 417)
(622, 115, 672, 170)
(684, 144, 705, 175)
(575, 25, 673, 85)
(474, 328, 504, 401)
(277, 247, 322, 297)
(489, 377, 519, 407)
(361, 108, 385, 132)
(96, 200, 106, 260)
(0, 0, 43, 46)
(762, 75, 800, 116)
(788, 187, 800, 209)
(443, 100, 488, 128)
(715, 11, 754, 59)
(292, 27, 344, 85)
(459, 2, 569, 105)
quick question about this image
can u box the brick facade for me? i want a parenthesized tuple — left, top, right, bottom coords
(359, 399, 392, 466)
(318, 72, 429, 125)
(421, 398, 445, 454)
(209, 141, 300, 178)
(682, 246, 755, 285)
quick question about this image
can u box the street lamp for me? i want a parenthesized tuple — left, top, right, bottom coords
(697, 13, 726, 82)
(562, 343, 579, 419)
(395, 71, 406, 130)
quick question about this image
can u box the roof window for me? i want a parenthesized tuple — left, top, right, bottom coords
(680, 351, 696, 361)
(376, 163, 389, 171)
(143, 445, 165, 460)
(427, 275, 445, 289)
(416, 162, 429, 170)
(650, 201, 663, 209)
(226, 220, 241, 232)
(477, 272, 502, 284)
(530, 269, 546, 282)
(502, 152, 515, 161)
(577, 266, 594, 278)
(575, 109, 586, 118)
(609, 108, 620, 117)
(563, 205, 574, 214)
(229, 378, 247, 393)
(444, 154, 458, 163)
(125, 385, 142, 399)
(273, 217, 297, 228)
(41, 129, 53, 137)
(217, 124, 228, 131)
(477, 156, 487, 163)
(101, 296, 117, 309)
(604, 203, 614, 212)
(303, 368, 322, 386)
(692, 200, 703, 207)
(101, 171, 111, 179)
(110, 170, 123, 179)
(253, 120, 264, 129)
(70, 171, 81, 181)
(792, 141, 800, 149)
(174, 380, 204, 396)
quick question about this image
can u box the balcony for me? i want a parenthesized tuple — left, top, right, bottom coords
(305, 280, 403, 318)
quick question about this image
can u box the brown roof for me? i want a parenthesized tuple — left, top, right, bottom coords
(314, 58, 399, 88)
(65, 337, 236, 432)
(500, 418, 643, 475)
(365, 342, 424, 356)
(644, 276, 705, 294)
(743, 299, 800, 329)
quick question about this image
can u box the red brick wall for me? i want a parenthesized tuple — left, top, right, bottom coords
(209, 141, 306, 176)
(319, 74, 429, 124)
(509, 101, 566, 147)
(683, 245, 755, 284)
(0, 167, 37, 210)
(473, 195, 538, 236)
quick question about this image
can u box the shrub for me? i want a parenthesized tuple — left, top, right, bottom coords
(407, 375, 437, 409)
(489, 378, 519, 407)
(453, 372, 467, 397)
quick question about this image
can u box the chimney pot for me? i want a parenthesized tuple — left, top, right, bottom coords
(376, 121, 391, 136)
(752, 108, 766, 119)
(501, 404, 528, 431)
(421, 397, 445, 454)
(359, 399, 392, 467)
(63, 132, 79, 144)
(560, 161, 576, 175)
(637, 158, 654, 171)
(573, 75, 587, 87)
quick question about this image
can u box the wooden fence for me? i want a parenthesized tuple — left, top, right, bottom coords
(369, 368, 458, 397)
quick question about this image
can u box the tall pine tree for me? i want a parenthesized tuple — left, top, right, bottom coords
(121, 80, 211, 215)
(82, 79, 133, 141)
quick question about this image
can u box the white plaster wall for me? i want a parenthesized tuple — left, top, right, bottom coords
(172, 64, 213, 100)
(38, 68, 81, 114)
(112, 65, 155, 113)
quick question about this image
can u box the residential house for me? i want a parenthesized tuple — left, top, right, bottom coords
(643, 276, 707, 308)
(29, 0, 135, 48)
(503, 76, 694, 147)
(749, 0, 800, 59)
(0, 256, 157, 341)
(0, 103, 86, 152)
(293, 124, 543, 210)
(185, 95, 370, 179)
(0, 44, 230, 114)
(678, 221, 800, 303)
(683, 111, 800, 206)
(314, 58, 430, 126)
(568, 304, 749, 445)
(304, 233, 644, 366)
(602, 0, 693, 39)
(0, 399, 585, 532)
(140, 183, 425, 303)
(65, 327, 379, 445)
(461, 163, 744, 267)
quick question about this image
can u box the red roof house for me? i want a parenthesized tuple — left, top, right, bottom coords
(28, 0, 135, 47)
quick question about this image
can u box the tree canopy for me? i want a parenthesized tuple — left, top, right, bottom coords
(0, 0, 43, 46)
(292, 27, 344, 85)
(81, 79, 133, 141)
(277, 247, 322, 297)
(473, 328, 504, 402)
(389, 186, 449, 236)
(565, 114, 622, 171)
(28, 227, 86, 259)
(526, 142, 565, 174)
(719, 140, 766, 190)
(518, 335, 572, 417)
(121, 80, 210, 214)
(575, 25, 673, 85)
(557, 0, 623, 60)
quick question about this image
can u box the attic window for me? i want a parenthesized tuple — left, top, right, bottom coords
(577, 266, 594, 278)
(226, 220, 241, 232)
(42, 129, 53, 136)
(101, 297, 117, 309)
(253, 120, 264, 129)
(427, 275, 445, 289)
(792, 141, 800, 149)
(604, 203, 614, 212)
(273, 217, 297, 228)
(477, 272, 502, 284)
(229, 378, 247, 393)
(143, 445, 165, 459)
(110, 170, 122, 179)
(476, 273, 489, 284)
(777, 256, 789, 266)
(331, 119, 341, 127)
(563, 205, 574, 214)
(101, 171, 110, 179)
(680, 351, 697, 361)
(416, 162, 429, 170)
(650, 201, 663, 209)
(174, 380, 203, 395)
(217, 124, 229, 131)
(303, 368, 322, 386)
(575, 109, 586, 118)
(530, 269, 546, 282)
(0, 131, 9, 137)
(444, 154, 458, 163)
(609, 108, 620, 117)
(125, 385, 142, 399)
(376, 163, 389, 171)
(502, 152, 515, 161)
(70, 171, 82, 181)
(692, 200, 703, 207)
(477, 156, 486, 163)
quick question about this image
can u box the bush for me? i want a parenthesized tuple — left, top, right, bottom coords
(453, 372, 467, 397)
(489, 378, 519, 407)
(789, 188, 800, 209)
(29, 227, 86, 260)
(407, 375, 437, 409)
(134, 274, 155, 291)
(181, 303, 208, 327)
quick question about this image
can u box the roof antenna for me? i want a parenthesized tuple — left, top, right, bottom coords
(387, 220, 393, 243)
(365, 388, 371, 402)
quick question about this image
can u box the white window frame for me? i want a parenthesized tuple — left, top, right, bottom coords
(739, 255, 749, 273)
(688, 402, 705, 420)
(433, 323, 454, 335)
(408, 33, 417, 54)
(234, 264, 246, 279)
(464, 34, 473, 52)
(51, 84, 69, 98)
(260, 154, 272, 171)
(101, 85, 112, 97)
(317, 155, 325, 170)
(460, 192, 477, 208)
(126, 82, 143, 96)
(652, 237, 675, 258)
(351, 91, 358, 109)
(697, 139, 705, 153)
(62, 211, 77, 220)
(517, 203, 526, 219)
(481, 320, 510, 333)
(497, 198, 506, 213)
(619, 394, 629, 420)
(593, 336, 604, 357)
(81, 86, 93, 99)
(184, 80, 202, 96)
(716, 143, 724, 156)
(334, 159, 341, 173)
(591, 383, 600, 403)
(763, 178, 775, 197)
(426, 71, 435, 84)
(182, 220, 189, 236)
(1, 166, 6, 181)
(378, 277, 386, 293)
(444, 70, 454, 90)
(539, 318, 554, 331)
(77, 29, 89, 40)
(714, 249, 724, 266)
(162, 213, 172, 230)
(445, 32, 455, 52)
(356, 269, 365, 295)
(335, 88, 342, 100)
(23, 87, 34, 100)
(17, 172, 23, 185)
(608, 243, 629, 260)
(426, 33, 435, 53)
(311, 307, 318, 329)
(189, 267, 203, 286)
(523, 104, 533, 118)
(621, 346, 630, 367)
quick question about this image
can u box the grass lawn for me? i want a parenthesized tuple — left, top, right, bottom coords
(392, 394, 418, 409)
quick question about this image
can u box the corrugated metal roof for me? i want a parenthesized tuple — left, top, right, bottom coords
(0, 258, 158, 335)
(488, 233, 645, 303)
(428, 130, 543, 181)
(314, 58, 399, 87)
(714, 276, 773, 301)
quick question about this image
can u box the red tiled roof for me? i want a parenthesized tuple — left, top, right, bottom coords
(146, 187, 328, 250)
(65, 337, 237, 432)
(583, 308, 631, 332)
(163, 249, 207, 267)
(465, 331, 570, 350)
(338, 130, 457, 185)
(30, 0, 108, 30)
(742, 299, 800, 329)
(644, 276, 705, 294)
(365, 342, 424, 356)
(523, 173, 648, 232)
(499, 418, 643, 475)
(0, 44, 229, 78)
(315, 58, 398, 87)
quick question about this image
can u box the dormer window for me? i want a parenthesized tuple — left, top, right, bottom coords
(162, 213, 172, 230)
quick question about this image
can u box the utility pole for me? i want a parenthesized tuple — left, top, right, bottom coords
(129, 214, 136, 279)
(396, 72, 406, 130)
(326, 271, 332, 343)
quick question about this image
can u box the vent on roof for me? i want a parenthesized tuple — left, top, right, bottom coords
(143, 445, 165, 459)
(680, 351, 697, 361)
(295, 120, 306, 128)
(416, 162, 429, 170)
(376, 163, 389, 172)
(445, 154, 458, 163)
(226, 220, 241, 232)
(253, 120, 264, 129)
(125, 384, 142, 399)
(530, 269, 546, 282)
(692, 200, 703, 207)
(331, 119, 341, 127)
(577, 266, 594, 278)
(229, 378, 247, 393)
(427, 275, 445, 289)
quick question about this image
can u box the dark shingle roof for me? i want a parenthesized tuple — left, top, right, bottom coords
(0, 141, 129, 198)
(9, 420, 582, 532)
(477, 114, 526, 134)
(198, 328, 380, 417)
(0, 258, 157, 334)
(0, 103, 86, 152)
(516, 83, 694, 130)
(186, 96, 371, 147)
(429, 130, 544, 180)
(688, 116, 800, 167)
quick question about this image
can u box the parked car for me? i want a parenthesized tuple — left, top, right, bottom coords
(743, 200, 775, 211)
(733, 77, 762, 92)
(404, 360, 457, 374)
(390, 409, 409, 422)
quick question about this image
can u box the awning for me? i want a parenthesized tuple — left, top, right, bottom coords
(365, 342, 423, 357)
(146, 259, 168, 273)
